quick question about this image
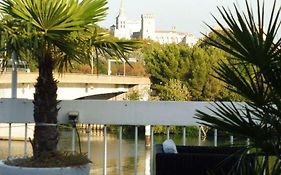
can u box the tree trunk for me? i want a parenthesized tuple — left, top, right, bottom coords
(33, 51, 59, 158)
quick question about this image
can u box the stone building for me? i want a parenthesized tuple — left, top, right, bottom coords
(110, 0, 198, 46)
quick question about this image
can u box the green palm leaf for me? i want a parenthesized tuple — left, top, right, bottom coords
(0, 0, 140, 159)
(0, 0, 108, 32)
(197, 0, 281, 173)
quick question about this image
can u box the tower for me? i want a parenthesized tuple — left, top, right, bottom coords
(141, 14, 155, 40)
(116, 0, 126, 30)
(113, 0, 132, 39)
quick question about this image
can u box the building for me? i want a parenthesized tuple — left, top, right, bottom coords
(110, 0, 198, 46)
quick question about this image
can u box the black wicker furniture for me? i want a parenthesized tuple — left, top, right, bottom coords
(156, 144, 244, 175)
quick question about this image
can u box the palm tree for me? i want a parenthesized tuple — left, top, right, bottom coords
(0, 0, 139, 160)
(195, 0, 281, 174)
(0, 16, 29, 70)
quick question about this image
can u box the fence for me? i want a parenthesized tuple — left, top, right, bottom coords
(0, 98, 244, 175)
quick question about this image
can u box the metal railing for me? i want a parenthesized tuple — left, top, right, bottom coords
(0, 98, 244, 175)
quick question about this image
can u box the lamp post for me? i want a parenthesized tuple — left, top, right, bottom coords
(107, 58, 136, 76)
(11, 51, 17, 98)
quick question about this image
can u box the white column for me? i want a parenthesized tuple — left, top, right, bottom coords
(134, 126, 138, 175)
(145, 147, 150, 175)
(24, 123, 28, 158)
(72, 127, 76, 153)
(230, 135, 234, 145)
(103, 125, 108, 175)
(182, 127, 186, 146)
(145, 125, 151, 147)
(198, 126, 202, 146)
(8, 123, 12, 158)
(214, 129, 218, 147)
(107, 60, 111, 75)
(119, 126, 123, 175)
(150, 126, 154, 175)
(86, 124, 91, 159)
(166, 126, 170, 140)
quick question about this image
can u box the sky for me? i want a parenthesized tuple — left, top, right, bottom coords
(99, 0, 280, 38)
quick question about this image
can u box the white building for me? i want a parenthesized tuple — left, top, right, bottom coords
(110, 0, 141, 39)
(111, 0, 198, 46)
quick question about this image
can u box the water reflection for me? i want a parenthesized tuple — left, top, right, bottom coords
(0, 129, 218, 175)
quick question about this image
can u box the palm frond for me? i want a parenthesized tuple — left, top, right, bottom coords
(0, 0, 108, 32)
(197, 1, 281, 173)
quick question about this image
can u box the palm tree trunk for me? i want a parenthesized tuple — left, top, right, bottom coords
(33, 51, 59, 158)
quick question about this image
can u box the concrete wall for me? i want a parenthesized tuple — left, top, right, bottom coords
(0, 73, 151, 100)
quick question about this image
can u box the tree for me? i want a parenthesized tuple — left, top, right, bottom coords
(144, 43, 190, 90)
(186, 46, 243, 101)
(0, 16, 33, 71)
(196, 0, 281, 173)
(186, 47, 220, 100)
(127, 89, 141, 100)
(66, 25, 139, 74)
(143, 41, 241, 101)
(0, 0, 139, 160)
(159, 79, 191, 101)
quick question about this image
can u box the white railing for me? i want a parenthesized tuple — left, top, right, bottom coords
(0, 98, 243, 175)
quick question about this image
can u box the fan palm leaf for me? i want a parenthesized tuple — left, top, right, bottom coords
(0, 0, 140, 159)
(196, 0, 281, 173)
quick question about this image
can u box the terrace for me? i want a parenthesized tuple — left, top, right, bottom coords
(0, 98, 245, 175)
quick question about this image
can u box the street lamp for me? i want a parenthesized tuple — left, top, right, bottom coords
(107, 58, 137, 76)
(11, 51, 17, 98)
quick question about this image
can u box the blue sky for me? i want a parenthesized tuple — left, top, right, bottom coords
(99, 0, 280, 38)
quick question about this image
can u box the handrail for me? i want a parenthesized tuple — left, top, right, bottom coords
(0, 98, 245, 126)
(0, 98, 244, 175)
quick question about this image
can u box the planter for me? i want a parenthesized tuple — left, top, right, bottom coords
(0, 160, 91, 175)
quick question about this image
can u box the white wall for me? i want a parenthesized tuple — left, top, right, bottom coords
(0, 84, 130, 100)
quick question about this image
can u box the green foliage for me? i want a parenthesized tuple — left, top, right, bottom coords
(0, 0, 140, 161)
(143, 41, 241, 101)
(153, 126, 178, 134)
(127, 90, 141, 100)
(143, 43, 190, 92)
(54, 25, 141, 73)
(185, 126, 199, 137)
(153, 126, 198, 137)
(196, 0, 281, 174)
(159, 79, 191, 101)
(67, 59, 107, 74)
(186, 46, 224, 100)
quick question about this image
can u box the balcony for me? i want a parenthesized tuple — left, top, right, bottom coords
(0, 98, 245, 175)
